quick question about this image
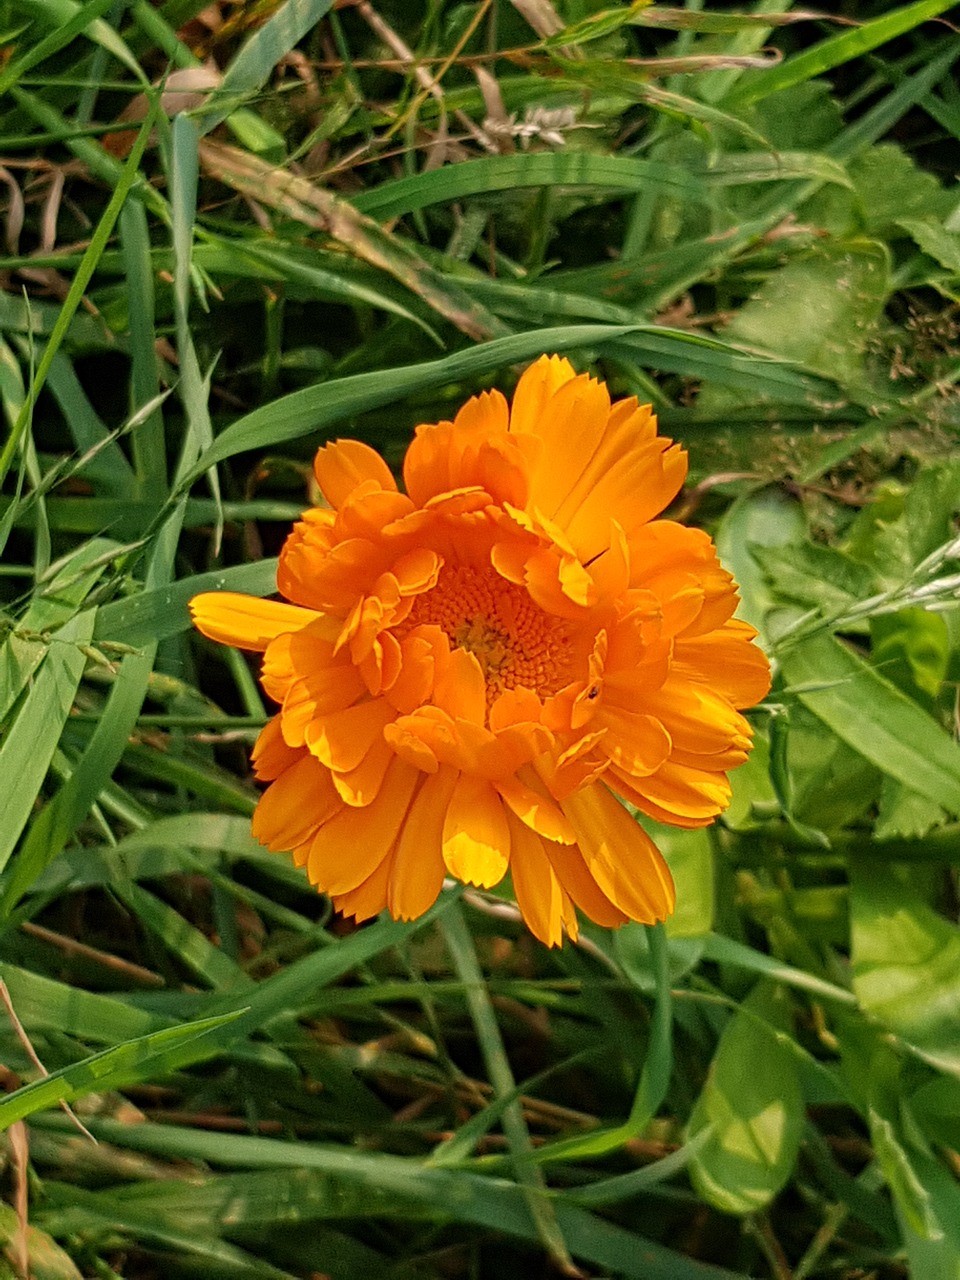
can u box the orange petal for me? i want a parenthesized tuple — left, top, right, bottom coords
(331, 853, 392, 923)
(596, 705, 673, 777)
(305, 697, 394, 772)
(252, 754, 341, 852)
(393, 547, 443, 596)
(505, 811, 575, 948)
(251, 716, 305, 781)
(509, 354, 578, 437)
(545, 841, 628, 930)
(433, 647, 486, 725)
(672, 622, 771, 708)
(496, 775, 576, 844)
(442, 773, 511, 888)
(562, 436, 688, 563)
(561, 783, 675, 923)
(331, 729, 394, 807)
(641, 681, 752, 756)
(383, 718, 440, 773)
(306, 757, 418, 895)
(523, 373, 611, 522)
(610, 760, 731, 825)
(314, 438, 397, 509)
(386, 628, 446, 715)
(190, 592, 316, 652)
(388, 766, 457, 921)
(403, 421, 454, 507)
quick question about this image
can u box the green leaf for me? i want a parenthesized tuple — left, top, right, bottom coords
(897, 217, 960, 273)
(714, 487, 806, 641)
(0, 1203, 83, 1280)
(687, 980, 804, 1215)
(0, 611, 95, 876)
(0, 99, 160, 486)
(0, 1012, 245, 1130)
(700, 240, 890, 391)
(725, 0, 960, 106)
(754, 540, 878, 617)
(352, 153, 708, 220)
(93, 559, 279, 646)
(779, 632, 960, 816)
(850, 859, 960, 1075)
(30, 1115, 756, 1280)
(197, 0, 335, 136)
(182, 325, 831, 483)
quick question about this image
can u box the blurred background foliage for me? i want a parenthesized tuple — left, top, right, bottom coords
(0, 0, 959, 1276)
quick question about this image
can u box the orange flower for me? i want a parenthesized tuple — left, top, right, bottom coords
(191, 356, 770, 946)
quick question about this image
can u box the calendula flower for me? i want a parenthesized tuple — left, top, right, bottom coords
(191, 357, 770, 946)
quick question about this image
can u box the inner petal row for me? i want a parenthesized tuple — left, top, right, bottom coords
(398, 563, 583, 701)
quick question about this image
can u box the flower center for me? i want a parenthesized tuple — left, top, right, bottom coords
(402, 564, 580, 699)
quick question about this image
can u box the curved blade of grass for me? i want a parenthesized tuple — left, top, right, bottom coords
(170, 115, 222, 548)
(352, 152, 709, 220)
(181, 324, 834, 482)
(0, 0, 117, 93)
(45, 352, 137, 498)
(0, 644, 154, 918)
(544, 3, 830, 46)
(202, 896, 455, 1041)
(31, 1114, 754, 1280)
(532, 922, 673, 1165)
(205, 236, 441, 340)
(0, 1011, 244, 1131)
(0, 961, 176, 1044)
(120, 198, 168, 500)
(112, 881, 253, 991)
(726, 0, 959, 106)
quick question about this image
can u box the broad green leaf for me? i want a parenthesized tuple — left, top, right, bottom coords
(687, 980, 803, 1215)
(714, 487, 806, 640)
(871, 608, 950, 704)
(700, 240, 889, 392)
(660, 827, 714, 939)
(874, 776, 947, 841)
(779, 632, 960, 816)
(897, 217, 960, 273)
(753, 541, 878, 617)
(0, 1012, 244, 1130)
(700, 934, 856, 1008)
(850, 859, 960, 1075)
(865, 1051, 960, 1274)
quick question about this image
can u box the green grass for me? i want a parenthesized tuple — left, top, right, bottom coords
(0, 1, 959, 1276)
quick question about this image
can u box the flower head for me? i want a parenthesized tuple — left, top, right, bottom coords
(191, 356, 770, 946)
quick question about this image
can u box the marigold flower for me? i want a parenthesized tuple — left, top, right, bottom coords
(190, 356, 770, 946)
